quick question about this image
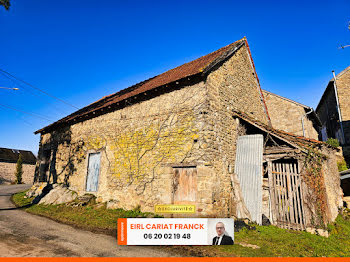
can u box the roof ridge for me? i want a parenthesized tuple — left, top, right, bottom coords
(35, 38, 247, 134)
(336, 65, 350, 79)
(100, 39, 243, 102)
(263, 90, 311, 109)
(0, 147, 33, 153)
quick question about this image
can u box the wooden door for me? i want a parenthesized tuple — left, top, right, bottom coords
(173, 167, 197, 204)
(268, 161, 306, 230)
(86, 152, 101, 192)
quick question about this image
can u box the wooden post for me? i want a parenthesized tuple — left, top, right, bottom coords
(267, 161, 276, 225)
(290, 163, 299, 230)
(286, 164, 295, 228)
(297, 161, 306, 230)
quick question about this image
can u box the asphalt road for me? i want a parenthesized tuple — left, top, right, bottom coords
(0, 184, 175, 257)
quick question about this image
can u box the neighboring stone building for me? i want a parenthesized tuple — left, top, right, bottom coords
(263, 90, 320, 140)
(0, 147, 36, 184)
(34, 37, 342, 229)
(316, 66, 350, 164)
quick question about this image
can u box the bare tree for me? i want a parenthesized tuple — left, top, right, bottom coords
(0, 0, 10, 10)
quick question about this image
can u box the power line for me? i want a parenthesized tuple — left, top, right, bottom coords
(0, 68, 79, 109)
(0, 103, 53, 122)
(0, 70, 72, 116)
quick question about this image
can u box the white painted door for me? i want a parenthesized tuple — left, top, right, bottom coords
(86, 152, 101, 192)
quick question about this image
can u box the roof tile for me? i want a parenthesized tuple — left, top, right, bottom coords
(36, 38, 246, 134)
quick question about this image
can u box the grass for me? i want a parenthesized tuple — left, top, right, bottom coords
(11, 190, 350, 257)
(222, 216, 350, 257)
(11, 190, 162, 235)
(172, 212, 350, 257)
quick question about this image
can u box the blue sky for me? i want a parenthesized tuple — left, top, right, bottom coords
(0, 0, 349, 155)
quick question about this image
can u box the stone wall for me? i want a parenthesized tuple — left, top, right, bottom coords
(316, 85, 339, 140)
(316, 68, 350, 163)
(39, 82, 219, 216)
(204, 45, 269, 217)
(37, 44, 269, 218)
(336, 69, 350, 146)
(0, 162, 35, 184)
(263, 91, 319, 140)
(321, 147, 344, 223)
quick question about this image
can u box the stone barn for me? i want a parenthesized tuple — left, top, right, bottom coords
(0, 147, 36, 184)
(34, 37, 342, 229)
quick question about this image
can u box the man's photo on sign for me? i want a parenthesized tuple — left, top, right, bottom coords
(212, 222, 234, 245)
(207, 218, 234, 245)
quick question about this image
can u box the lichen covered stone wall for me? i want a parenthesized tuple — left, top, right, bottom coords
(38, 82, 220, 215)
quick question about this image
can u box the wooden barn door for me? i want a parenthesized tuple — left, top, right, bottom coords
(172, 167, 197, 204)
(268, 161, 306, 230)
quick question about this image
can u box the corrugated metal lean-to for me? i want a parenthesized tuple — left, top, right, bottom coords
(234, 134, 263, 225)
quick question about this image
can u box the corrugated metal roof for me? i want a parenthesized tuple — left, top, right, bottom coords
(35, 37, 255, 134)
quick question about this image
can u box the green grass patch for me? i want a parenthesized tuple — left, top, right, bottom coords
(11, 190, 34, 207)
(168, 215, 350, 257)
(12, 190, 350, 257)
(198, 214, 350, 257)
(12, 190, 161, 235)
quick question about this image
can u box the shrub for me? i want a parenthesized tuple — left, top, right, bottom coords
(326, 138, 340, 148)
(338, 160, 348, 172)
(15, 154, 23, 184)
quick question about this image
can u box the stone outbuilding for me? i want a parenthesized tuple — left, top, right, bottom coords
(34, 37, 342, 229)
(231, 110, 342, 229)
(316, 66, 350, 164)
(0, 147, 36, 184)
(263, 90, 320, 140)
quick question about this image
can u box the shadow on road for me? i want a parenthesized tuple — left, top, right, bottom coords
(0, 203, 34, 211)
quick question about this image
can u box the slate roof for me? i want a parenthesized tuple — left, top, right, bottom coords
(36, 37, 268, 134)
(0, 147, 36, 164)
